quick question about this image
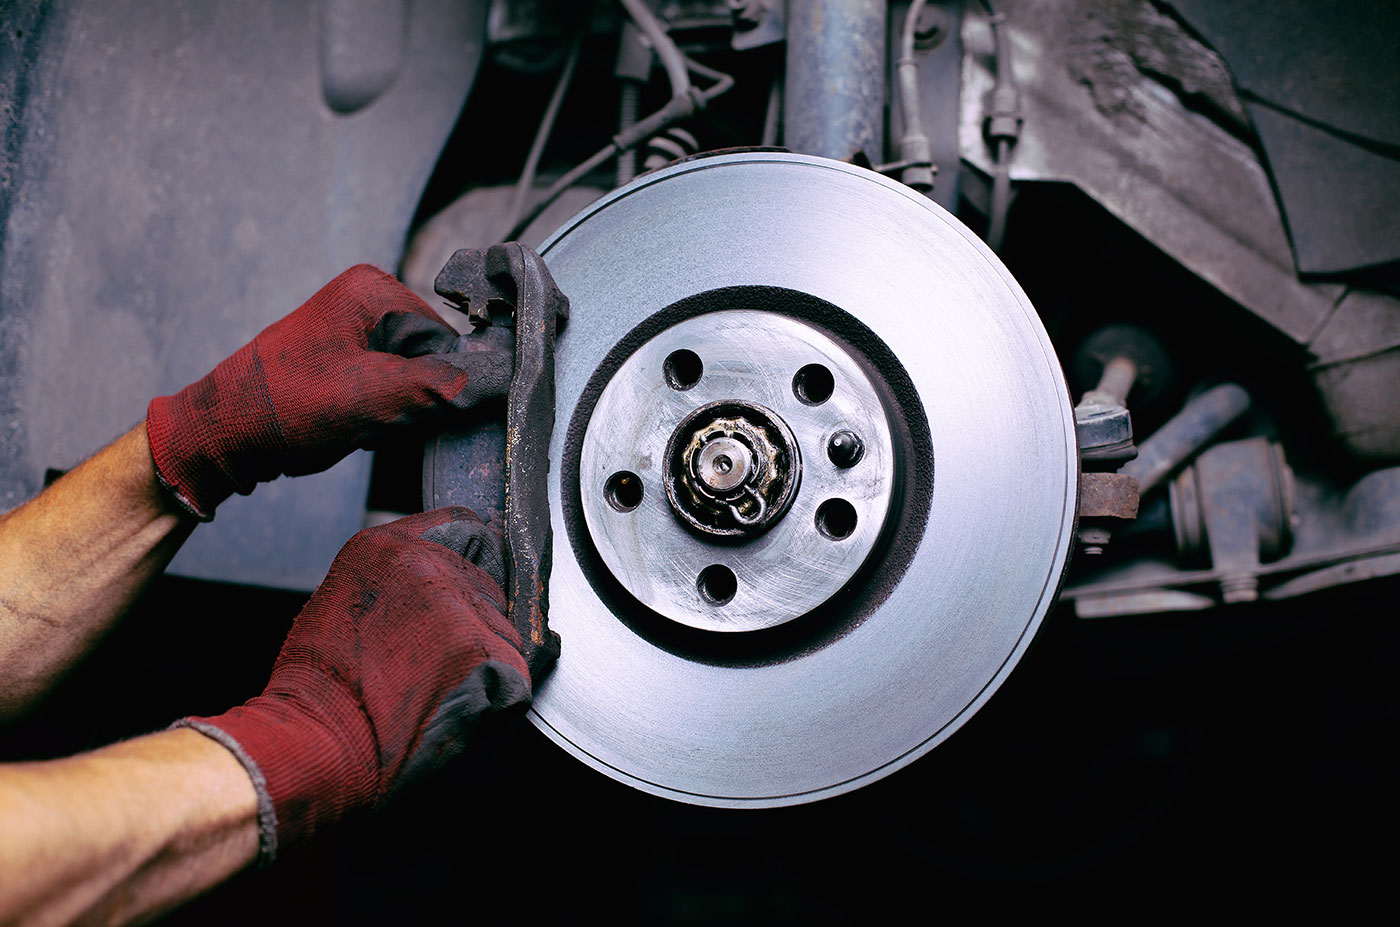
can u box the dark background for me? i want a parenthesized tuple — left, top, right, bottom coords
(3, 571, 1394, 922)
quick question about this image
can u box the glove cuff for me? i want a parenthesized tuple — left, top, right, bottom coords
(173, 718, 280, 866)
(177, 680, 377, 860)
(146, 340, 282, 519)
(145, 399, 218, 520)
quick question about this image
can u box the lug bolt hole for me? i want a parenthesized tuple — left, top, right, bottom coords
(604, 471, 644, 512)
(815, 498, 857, 540)
(696, 564, 738, 605)
(792, 363, 834, 405)
(663, 349, 704, 391)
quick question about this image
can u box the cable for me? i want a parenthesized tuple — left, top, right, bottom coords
(617, 0, 691, 102)
(504, 35, 733, 243)
(761, 72, 782, 148)
(976, 0, 1022, 253)
(895, 0, 935, 191)
(502, 32, 584, 241)
(678, 54, 735, 99)
(987, 138, 1012, 251)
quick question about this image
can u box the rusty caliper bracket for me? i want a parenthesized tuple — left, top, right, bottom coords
(432, 243, 569, 678)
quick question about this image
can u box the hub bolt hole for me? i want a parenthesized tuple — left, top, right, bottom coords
(815, 498, 858, 540)
(604, 471, 644, 512)
(664, 349, 704, 391)
(696, 564, 738, 605)
(793, 363, 835, 405)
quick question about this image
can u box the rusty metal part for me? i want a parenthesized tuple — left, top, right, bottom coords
(1078, 472, 1140, 519)
(1076, 352, 1140, 554)
(1066, 461, 1400, 616)
(1075, 471, 1140, 556)
(432, 242, 569, 679)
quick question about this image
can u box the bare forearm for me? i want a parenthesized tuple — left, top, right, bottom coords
(0, 424, 195, 718)
(0, 728, 258, 926)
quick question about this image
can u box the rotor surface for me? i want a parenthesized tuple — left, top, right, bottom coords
(530, 152, 1078, 807)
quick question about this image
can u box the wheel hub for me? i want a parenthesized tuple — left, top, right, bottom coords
(666, 400, 800, 538)
(578, 309, 897, 633)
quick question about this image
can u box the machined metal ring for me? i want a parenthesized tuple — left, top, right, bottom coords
(579, 310, 897, 632)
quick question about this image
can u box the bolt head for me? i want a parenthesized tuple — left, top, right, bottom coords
(827, 430, 865, 468)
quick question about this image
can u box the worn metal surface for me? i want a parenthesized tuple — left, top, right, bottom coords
(0, 0, 487, 590)
(1065, 457, 1400, 615)
(413, 186, 604, 528)
(1307, 288, 1400, 461)
(432, 243, 569, 676)
(529, 152, 1078, 806)
(959, 1, 1400, 460)
(664, 401, 802, 538)
(578, 310, 896, 632)
(1075, 356, 1137, 464)
(1170, 438, 1293, 603)
(960, 0, 1339, 346)
(1121, 384, 1252, 496)
(1078, 472, 1140, 520)
(1168, 0, 1400, 274)
(1063, 453, 1400, 617)
(784, 0, 887, 160)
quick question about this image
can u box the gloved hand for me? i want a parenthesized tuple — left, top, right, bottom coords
(147, 264, 510, 519)
(178, 507, 532, 865)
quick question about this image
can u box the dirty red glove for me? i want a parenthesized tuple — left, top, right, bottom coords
(177, 507, 530, 864)
(147, 264, 510, 519)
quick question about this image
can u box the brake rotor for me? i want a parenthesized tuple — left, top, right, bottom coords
(530, 152, 1077, 807)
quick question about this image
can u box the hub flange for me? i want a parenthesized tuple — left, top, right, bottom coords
(577, 308, 898, 633)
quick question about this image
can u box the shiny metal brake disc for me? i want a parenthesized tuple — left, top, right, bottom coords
(530, 151, 1077, 807)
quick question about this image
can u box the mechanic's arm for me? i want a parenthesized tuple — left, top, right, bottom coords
(0, 425, 195, 720)
(0, 507, 530, 926)
(0, 264, 511, 718)
(0, 728, 257, 926)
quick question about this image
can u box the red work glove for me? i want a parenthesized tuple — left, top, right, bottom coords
(147, 264, 510, 519)
(177, 507, 530, 864)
